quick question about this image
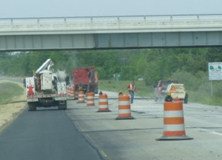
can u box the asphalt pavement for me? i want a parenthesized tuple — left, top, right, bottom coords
(0, 107, 102, 160)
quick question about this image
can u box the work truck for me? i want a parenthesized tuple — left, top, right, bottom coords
(73, 67, 98, 94)
(154, 79, 188, 103)
(25, 59, 69, 111)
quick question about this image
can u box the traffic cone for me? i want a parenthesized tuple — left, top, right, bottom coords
(66, 87, 74, 99)
(77, 90, 85, 103)
(116, 94, 134, 120)
(87, 91, 95, 106)
(97, 93, 110, 112)
(156, 100, 193, 140)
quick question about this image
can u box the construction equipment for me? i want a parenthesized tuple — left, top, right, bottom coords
(73, 67, 98, 94)
(154, 80, 188, 103)
(25, 59, 69, 111)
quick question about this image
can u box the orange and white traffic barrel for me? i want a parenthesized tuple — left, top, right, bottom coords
(157, 100, 193, 140)
(87, 91, 95, 106)
(66, 87, 74, 99)
(97, 93, 110, 112)
(116, 94, 134, 120)
(77, 90, 85, 103)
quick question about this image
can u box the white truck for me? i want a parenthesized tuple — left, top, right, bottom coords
(25, 59, 68, 111)
(166, 83, 188, 104)
(154, 80, 188, 103)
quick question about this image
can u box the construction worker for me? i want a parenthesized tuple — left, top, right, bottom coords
(165, 92, 173, 102)
(99, 90, 103, 95)
(127, 82, 137, 104)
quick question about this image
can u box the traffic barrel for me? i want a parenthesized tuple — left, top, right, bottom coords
(77, 90, 85, 103)
(156, 100, 193, 140)
(66, 87, 74, 99)
(87, 91, 95, 106)
(116, 94, 134, 120)
(97, 93, 110, 112)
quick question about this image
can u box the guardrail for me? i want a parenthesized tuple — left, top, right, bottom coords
(1, 14, 222, 34)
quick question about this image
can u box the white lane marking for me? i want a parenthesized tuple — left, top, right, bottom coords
(200, 128, 222, 136)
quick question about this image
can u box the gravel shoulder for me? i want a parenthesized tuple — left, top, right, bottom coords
(0, 80, 27, 132)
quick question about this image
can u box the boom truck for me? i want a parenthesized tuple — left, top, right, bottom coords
(73, 67, 98, 94)
(25, 59, 68, 111)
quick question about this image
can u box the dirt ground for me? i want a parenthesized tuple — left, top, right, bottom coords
(0, 80, 27, 132)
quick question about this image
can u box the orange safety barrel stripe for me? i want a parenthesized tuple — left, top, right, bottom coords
(119, 105, 131, 110)
(118, 113, 132, 117)
(164, 117, 184, 124)
(99, 102, 108, 105)
(164, 102, 183, 111)
(99, 94, 107, 98)
(163, 131, 186, 136)
(99, 108, 109, 111)
(119, 96, 130, 101)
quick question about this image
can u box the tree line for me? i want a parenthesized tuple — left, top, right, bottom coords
(1, 47, 222, 95)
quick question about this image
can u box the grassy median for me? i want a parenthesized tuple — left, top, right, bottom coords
(0, 82, 24, 103)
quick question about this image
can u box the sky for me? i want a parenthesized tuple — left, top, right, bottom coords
(0, 0, 222, 18)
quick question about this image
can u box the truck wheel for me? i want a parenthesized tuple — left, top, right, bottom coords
(28, 102, 36, 111)
(184, 93, 188, 104)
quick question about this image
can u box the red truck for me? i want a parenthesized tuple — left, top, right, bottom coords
(73, 67, 98, 94)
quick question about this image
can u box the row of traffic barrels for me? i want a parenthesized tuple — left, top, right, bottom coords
(75, 90, 193, 141)
(76, 90, 133, 119)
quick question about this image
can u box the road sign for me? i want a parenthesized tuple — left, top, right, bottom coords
(208, 62, 222, 80)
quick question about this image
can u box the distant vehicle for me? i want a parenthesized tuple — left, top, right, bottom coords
(25, 59, 69, 111)
(138, 77, 145, 81)
(73, 67, 98, 94)
(154, 80, 178, 102)
(154, 79, 188, 103)
(167, 83, 188, 103)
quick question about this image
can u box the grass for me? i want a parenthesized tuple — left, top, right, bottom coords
(0, 82, 24, 103)
(98, 80, 154, 98)
(188, 90, 222, 106)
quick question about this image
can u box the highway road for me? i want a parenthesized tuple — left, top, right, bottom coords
(0, 91, 222, 160)
(0, 107, 102, 160)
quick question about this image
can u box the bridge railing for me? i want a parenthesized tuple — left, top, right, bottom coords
(1, 14, 222, 34)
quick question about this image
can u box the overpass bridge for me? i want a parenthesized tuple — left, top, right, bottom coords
(1, 14, 222, 51)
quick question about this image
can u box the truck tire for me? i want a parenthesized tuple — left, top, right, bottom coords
(28, 102, 37, 111)
(184, 93, 188, 104)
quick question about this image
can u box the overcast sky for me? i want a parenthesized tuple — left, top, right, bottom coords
(1, 0, 222, 18)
